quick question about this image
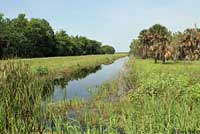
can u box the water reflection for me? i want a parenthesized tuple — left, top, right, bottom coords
(52, 57, 129, 101)
(54, 65, 102, 88)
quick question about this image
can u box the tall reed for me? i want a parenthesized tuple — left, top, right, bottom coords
(0, 61, 52, 133)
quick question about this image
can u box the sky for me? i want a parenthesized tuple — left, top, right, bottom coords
(1, 0, 200, 52)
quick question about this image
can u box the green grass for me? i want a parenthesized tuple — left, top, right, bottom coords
(126, 59, 200, 133)
(0, 61, 53, 133)
(1, 56, 200, 133)
(19, 54, 126, 72)
(0, 54, 127, 79)
(0, 54, 127, 133)
(53, 58, 200, 133)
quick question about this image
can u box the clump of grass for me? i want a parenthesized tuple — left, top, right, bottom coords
(49, 99, 85, 116)
(0, 61, 53, 133)
(36, 66, 49, 75)
(126, 59, 200, 133)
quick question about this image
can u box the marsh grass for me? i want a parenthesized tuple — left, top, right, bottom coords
(1, 56, 200, 133)
(0, 61, 54, 133)
(0, 55, 127, 133)
(53, 58, 200, 133)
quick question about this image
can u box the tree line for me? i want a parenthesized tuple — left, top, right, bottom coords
(0, 13, 115, 59)
(130, 24, 200, 61)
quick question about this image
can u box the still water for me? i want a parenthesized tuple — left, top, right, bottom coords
(53, 57, 129, 101)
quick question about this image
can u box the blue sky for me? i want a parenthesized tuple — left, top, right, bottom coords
(1, 0, 200, 52)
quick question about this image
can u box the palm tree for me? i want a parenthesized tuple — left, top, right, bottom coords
(138, 29, 151, 59)
(148, 24, 171, 62)
(136, 24, 171, 60)
(180, 28, 198, 60)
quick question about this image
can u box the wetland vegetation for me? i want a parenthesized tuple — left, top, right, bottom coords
(0, 54, 128, 133)
(49, 58, 200, 133)
(1, 54, 200, 133)
(1, 6, 200, 134)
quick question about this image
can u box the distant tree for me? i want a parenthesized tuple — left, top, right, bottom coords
(149, 24, 170, 38)
(129, 24, 200, 61)
(0, 13, 116, 58)
(0, 13, 7, 58)
(129, 39, 141, 57)
(8, 14, 29, 57)
(87, 40, 102, 54)
(101, 45, 115, 54)
(71, 36, 103, 55)
(130, 24, 171, 59)
(148, 24, 171, 47)
(26, 18, 56, 57)
(138, 29, 151, 58)
(55, 30, 74, 56)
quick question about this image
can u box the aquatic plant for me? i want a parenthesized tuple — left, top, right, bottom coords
(0, 61, 53, 133)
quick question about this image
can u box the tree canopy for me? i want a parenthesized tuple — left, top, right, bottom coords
(130, 24, 200, 60)
(130, 24, 171, 58)
(0, 13, 116, 58)
(101, 45, 115, 54)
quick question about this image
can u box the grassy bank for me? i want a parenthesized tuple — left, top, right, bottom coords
(1, 56, 200, 133)
(51, 58, 200, 133)
(0, 54, 127, 133)
(24, 54, 127, 72)
(1, 54, 127, 77)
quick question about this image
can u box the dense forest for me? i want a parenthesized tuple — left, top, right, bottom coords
(130, 24, 200, 62)
(0, 13, 115, 58)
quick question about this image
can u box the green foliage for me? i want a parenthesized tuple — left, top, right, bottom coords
(101, 45, 115, 54)
(130, 24, 171, 58)
(26, 18, 55, 57)
(129, 39, 141, 56)
(55, 30, 74, 56)
(36, 66, 49, 75)
(54, 58, 200, 133)
(128, 59, 200, 132)
(1, 55, 200, 133)
(148, 24, 170, 37)
(0, 61, 53, 133)
(0, 54, 127, 133)
(130, 24, 200, 60)
(0, 13, 116, 59)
